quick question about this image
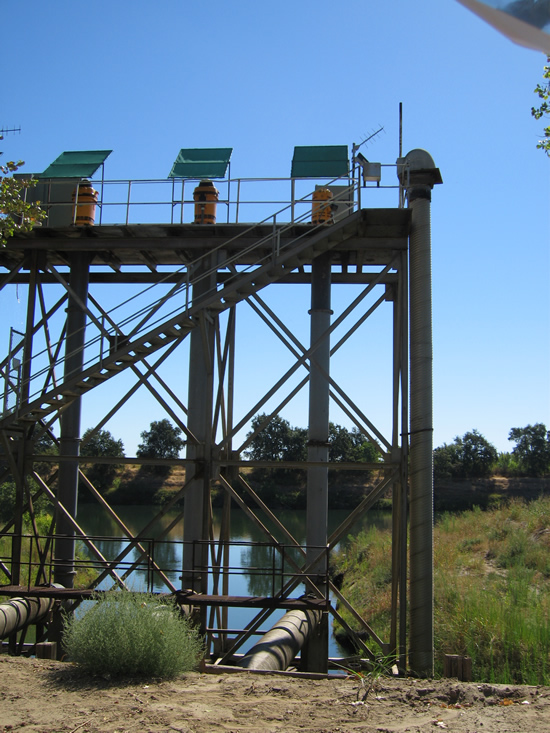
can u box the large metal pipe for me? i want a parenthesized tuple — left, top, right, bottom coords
(239, 608, 322, 671)
(398, 149, 442, 677)
(0, 596, 55, 639)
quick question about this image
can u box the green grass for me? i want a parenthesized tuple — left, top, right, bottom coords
(0, 513, 97, 588)
(63, 591, 204, 678)
(332, 496, 550, 684)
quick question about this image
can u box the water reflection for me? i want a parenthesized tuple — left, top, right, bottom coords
(77, 504, 392, 655)
(77, 505, 391, 591)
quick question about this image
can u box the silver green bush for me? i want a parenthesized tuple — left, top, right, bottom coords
(63, 591, 203, 678)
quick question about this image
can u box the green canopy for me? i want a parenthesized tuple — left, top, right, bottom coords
(40, 150, 112, 179)
(291, 145, 349, 178)
(169, 148, 233, 179)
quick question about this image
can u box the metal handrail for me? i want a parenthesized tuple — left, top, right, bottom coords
(35, 168, 399, 227)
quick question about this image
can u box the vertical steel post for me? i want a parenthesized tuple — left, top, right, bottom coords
(54, 252, 90, 589)
(20, 251, 38, 409)
(303, 250, 332, 673)
(183, 259, 216, 595)
(398, 150, 442, 677)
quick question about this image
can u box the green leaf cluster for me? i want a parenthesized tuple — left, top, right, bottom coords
(0, 148, 46, 246)
(531, 56, 550, 155)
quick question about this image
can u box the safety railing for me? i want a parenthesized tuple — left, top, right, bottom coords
(0, 532, 329, 603)
(28, 165, 400, 228)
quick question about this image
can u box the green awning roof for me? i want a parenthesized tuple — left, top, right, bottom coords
(40, 150, 112, 179)
(291, 145, 349, 178)
(169, 148, 233, 179)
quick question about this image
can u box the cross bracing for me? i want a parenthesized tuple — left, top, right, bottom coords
(0, 175, 419, 673)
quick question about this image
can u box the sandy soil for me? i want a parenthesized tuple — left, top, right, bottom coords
(1, 656, 550, 733)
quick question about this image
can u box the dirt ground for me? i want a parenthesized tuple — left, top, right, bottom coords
(2, 656, 550, 733)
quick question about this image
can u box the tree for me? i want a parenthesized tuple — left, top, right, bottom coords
(80, 428, 125, 493)
(244, 415, 381, 507)
(245, 414, 306, 463)
(433, 429, 497, 480)
(532, 56, 550, 156)
(328, 423, 380, 465)
(509, 423, 550, 477)
(0, 147, 46, 245)
(137, 419, 184, 476)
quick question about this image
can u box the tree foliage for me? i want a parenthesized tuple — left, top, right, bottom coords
(532, 56, 550, 156)
(80, 427, 125, 493)
(328, 423, 380, 464)
(509, 423, 550, 477)
(137, 419, 184, 476)
(243, 414, 380, 508)
(0, 147, 45, 245)
(433, 429, 498, 480)
(245, 414, 306, 463)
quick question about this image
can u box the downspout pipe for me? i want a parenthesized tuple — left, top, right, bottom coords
(0, 596, 55, 639)
(397, 150, 442, 678)
(239, 608, 322, 671)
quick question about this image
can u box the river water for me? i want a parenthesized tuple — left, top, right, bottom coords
(78, 504, 392, 658)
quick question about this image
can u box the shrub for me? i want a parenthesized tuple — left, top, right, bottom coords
(63, 591, 203, 678)
(493, 452, 522, 477)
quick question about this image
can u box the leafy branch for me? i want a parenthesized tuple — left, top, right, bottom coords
(531, 56, 550, 156)
(0, 137, 46, 246)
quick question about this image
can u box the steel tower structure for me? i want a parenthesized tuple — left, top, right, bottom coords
(0, 149, 441, 675)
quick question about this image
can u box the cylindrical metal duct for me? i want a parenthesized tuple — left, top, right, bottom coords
(398, 149, 442, 678)
(408, 192, 434, 677)
(0, 596, 55, 639)
(239, 608, 322, 671)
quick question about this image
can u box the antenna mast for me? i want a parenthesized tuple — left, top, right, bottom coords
(0, 126, 21, 138)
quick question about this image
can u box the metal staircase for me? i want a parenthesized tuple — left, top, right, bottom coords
(0, 209, 363, 432)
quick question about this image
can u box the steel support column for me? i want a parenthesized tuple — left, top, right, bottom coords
(303, 250, 332, 672)
(54, 252, 91, 589)
(183, 261, 216, 593)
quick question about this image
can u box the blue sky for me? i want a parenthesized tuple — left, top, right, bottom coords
(1, 0, 549, 455)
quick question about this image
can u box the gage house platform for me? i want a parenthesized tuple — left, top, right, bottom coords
(0, 144, 440, 676)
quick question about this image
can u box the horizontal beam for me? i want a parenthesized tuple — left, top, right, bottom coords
(3, 272, 400, 285)
(0, 586, 330, 610)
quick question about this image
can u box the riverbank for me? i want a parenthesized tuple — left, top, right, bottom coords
(91, 466, 550, 514)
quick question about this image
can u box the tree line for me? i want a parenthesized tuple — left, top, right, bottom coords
(77, 417, 550, 494)
(434, 424, 550, 480)
(65, 418, 550, 487)
(1, 418, 548, 520)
